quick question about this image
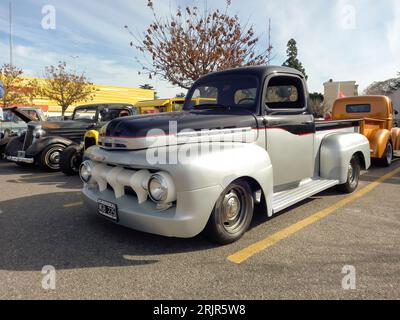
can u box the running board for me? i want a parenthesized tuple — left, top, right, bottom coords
(272, 179, 339, 214)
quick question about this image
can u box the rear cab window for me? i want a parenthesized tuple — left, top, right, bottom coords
(346, 104, 371, 113)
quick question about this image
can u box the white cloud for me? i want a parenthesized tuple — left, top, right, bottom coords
(1, 0, 399, 98)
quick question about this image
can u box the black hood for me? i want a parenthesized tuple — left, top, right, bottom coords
(105, 109, 258, 138)
(29, 120, 93, 143)
(40, 120, 93, 131)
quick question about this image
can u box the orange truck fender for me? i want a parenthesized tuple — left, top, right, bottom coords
(392, 127, 400, 150)
(370, 129, 392, 159)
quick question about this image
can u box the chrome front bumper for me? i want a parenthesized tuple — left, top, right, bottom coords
(82, 184, 222, 238)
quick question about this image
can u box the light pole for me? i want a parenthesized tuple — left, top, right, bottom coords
(9, 1, 13, 66)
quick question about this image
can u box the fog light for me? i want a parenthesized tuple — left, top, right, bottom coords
(80, 160, 93, 183)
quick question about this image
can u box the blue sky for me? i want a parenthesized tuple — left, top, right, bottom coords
(0, 0, 399, 97)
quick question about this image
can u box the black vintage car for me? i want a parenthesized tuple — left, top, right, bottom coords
(5, 103, 138, 171)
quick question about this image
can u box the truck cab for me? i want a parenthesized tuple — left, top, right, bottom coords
(332, 95, 400, 166)
(81, 66, 371, 244)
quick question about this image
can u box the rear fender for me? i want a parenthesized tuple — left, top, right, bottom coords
(391, 127, 400, 150)
(370, 129, 391, 158)
(320, 133, 370, 183)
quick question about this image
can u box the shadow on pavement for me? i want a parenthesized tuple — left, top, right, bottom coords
(0, 192, 215, 272)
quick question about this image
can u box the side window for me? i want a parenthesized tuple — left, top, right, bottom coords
(265, 76, 305, 110)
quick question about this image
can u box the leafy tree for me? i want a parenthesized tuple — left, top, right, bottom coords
(127, 0, 272, 89)
(308, 92, 327, 118)
(139, 83, 154, 90)
(40, 61, 96, 116)
(364, 74, 400, 95)
(0, 64, 38, 107)
(175, 92, 186, 98)
(139, 83, 157, 99)
(282, 39, 308, 80)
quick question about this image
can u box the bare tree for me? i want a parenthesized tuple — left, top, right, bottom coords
(40, 62, 96, 116)
(0, 64, 38, 107)
(127, 0, 273, 89)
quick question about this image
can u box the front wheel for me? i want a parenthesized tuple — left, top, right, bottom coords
(40, 144, 66, 172)
(378, 142, 393, 167)
(339, 155, 360, 194)
(204, 180, 254, 245)
(60, 145, 83, 176)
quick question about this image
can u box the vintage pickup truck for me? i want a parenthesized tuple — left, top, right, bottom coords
(332, 96, 400, 166)
(81, 66, 371, 244)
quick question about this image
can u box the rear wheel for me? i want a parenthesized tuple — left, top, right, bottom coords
(60, 145, 83, 176)
(378, 142, 393, 167)
(339, 155, 360, 194)
(204, 180, 254, 245)
(40, 144, 66, 171)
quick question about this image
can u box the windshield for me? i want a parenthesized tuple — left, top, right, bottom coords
(1, 109, 24, 122)
(72, 107, 97, 121)
(184, 76, 259, 111)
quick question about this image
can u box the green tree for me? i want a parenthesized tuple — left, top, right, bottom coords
(139, 84, 154, 90)
(139, 84, 157, 99)
(282, 39, 308, 80)
(0, 64, 38, 107)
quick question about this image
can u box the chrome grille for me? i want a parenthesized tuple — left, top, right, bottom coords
(22, 126, 34, 151)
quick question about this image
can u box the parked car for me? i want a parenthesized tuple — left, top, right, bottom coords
(332, 96, 400, 166)
(59, 128, 100, 176)
(0, 107, 46, 156)
(80, 66, 370, 244)
(5, 103, 138, 171)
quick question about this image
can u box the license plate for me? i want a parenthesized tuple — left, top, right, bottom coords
(98, 199, 118, 221)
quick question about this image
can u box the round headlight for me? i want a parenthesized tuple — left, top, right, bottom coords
(79, 161, 93, 183)
(33, 127, 46, 139)
(148, 174, 168, 203)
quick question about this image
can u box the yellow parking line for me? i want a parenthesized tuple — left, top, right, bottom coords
(63, 201, 83, 208)
(227, 167, 400, 264)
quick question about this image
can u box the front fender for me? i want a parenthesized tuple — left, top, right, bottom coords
(26, 136, 74, 157)
(86, 143, 274, 216)
(320, 133, 370, 183)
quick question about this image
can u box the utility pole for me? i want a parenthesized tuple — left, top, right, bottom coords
(9, 1, 13, 66)
(267, 18, 273, 63)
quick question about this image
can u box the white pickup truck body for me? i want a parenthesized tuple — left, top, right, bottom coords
(81, 66, 371, 243)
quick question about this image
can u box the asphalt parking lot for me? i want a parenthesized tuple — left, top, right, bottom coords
(0, 159, 399, 300)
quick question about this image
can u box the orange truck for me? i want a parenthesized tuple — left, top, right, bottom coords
(332, 95, 400, 166)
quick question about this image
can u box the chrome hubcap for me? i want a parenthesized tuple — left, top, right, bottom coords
(49, 151, 60, 164)
(223, 192, 241, 222)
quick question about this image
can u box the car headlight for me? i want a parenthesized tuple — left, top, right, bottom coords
(33, 127, 46, 139)
(147, 172, 176, 204)
(79, 160, 93, 183)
